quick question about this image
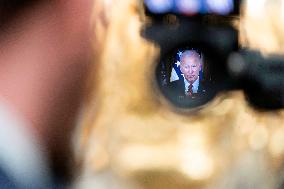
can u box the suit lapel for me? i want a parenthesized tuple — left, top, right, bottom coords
(178, 79, 186, 96)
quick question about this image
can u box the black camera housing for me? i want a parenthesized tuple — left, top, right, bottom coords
(142, 0, 284, 110)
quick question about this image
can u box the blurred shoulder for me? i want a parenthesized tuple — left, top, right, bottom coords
(0, 167, 18, 189)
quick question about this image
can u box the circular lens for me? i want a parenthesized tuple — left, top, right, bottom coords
(156, 47, 217, 109)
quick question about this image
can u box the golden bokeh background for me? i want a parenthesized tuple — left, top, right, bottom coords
(74, 0, 284, 188)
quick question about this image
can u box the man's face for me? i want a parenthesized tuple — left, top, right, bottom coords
(180, 54, 201, 83)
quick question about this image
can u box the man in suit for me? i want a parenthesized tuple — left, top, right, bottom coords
(168, 50, 206, 103)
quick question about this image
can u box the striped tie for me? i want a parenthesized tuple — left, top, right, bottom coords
(187, 83, 193, 96)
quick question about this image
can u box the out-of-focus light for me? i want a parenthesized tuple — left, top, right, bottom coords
(89, 146, 109, 172)
(269, 128, 284, 157)
(104, 0, 112, 7)
(145, 0, 174, 13)
(282, 0, 284, 23)
(206, 0, 233, 15)
(179, 148, 214, 180)
(246, 0, 266, 18)
(178, 130, 213, 180)
(176, 0, 201, 15)
(116, 144, 177, 172)
(178, 130, 206, 147)
(249, 126, 268, 150)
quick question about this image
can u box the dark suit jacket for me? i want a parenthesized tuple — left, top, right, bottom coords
(165, 79, 210, 107)
(168, 79, 206, 98)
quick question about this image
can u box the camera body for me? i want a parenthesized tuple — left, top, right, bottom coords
(143, 0, 284, 110)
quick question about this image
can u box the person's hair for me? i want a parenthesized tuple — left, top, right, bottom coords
(180, 50, 201, 64)
(0, 0, 37, 26)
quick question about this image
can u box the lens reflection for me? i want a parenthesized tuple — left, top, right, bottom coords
(157, 47, 214, 108)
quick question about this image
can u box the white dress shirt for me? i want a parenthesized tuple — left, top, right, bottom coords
(182, 75, 199, 95)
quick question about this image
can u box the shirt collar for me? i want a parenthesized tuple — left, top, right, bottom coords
(182, 75, 199, 94)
